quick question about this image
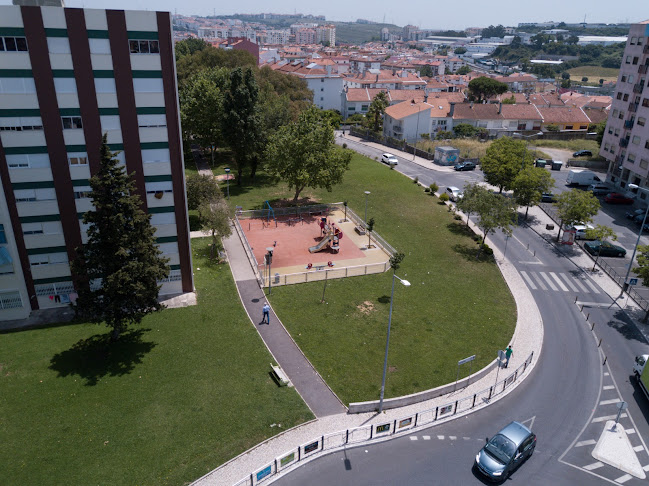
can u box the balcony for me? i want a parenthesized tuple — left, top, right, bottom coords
(633, 83, 645, 94)
(629, 102, 639, 113)
(620, 138, 629, 148)
(393, 125, 402, 133)
(644, 44, 649, 53)
(639, 65, 648, 74)
(624, 119, 635, 129)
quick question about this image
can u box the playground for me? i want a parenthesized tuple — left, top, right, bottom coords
(237, 203, 394, 286)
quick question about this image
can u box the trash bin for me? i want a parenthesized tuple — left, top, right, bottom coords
(535, 159, 547, 168)
(274, 273, 280, 284)
(551, 161, 563, 171)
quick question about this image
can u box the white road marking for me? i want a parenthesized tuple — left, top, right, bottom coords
(583, 279, 601, 294)
(519, 261, 543, 265)
(615, 473, 633, 483)
(600, 398, 622, 405)
(422, 435, 431, 440)
(633, 445, 645, 452)
(627, 429, 636, 435)
(449, 436, 457, 440)
(550, 272, 569, 291)
(463, 437, 470, 440)
(530, 272, 547, 290)
(605, 372, 610, 376)
(584, 461, 605, 470)
(410, 436, 418, 441)
(520, 271, 537, 290)
(437, 435, 444, 440)
(540, 272, 558, 291)
(643, 464, 649, 471)
(603, 385, 615, 390)
(593, 413, 627, 423)
(575, 439, 597, 447)
(558, 273, 579, 292)
(572, 278, 590, 292)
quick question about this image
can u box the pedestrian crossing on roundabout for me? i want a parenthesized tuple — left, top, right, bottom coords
(520, 270, 600, 294)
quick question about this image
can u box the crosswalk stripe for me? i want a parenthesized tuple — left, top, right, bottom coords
(530, 272, 547, 290)
(550, 272, 569, 291)
(575, 439, 597, 447)
(558, 273, 579, 292)
(615, 473, 633, 483)
(627, 429, 636, 435)
(437, 435, 444, 440)
(540, 272, 558, 291)
(603, 385, 615, 390)
(410, 436, 418, 440)
(584, 461, 605, 470)
(422, 435, 431, 440)
(583, 279, 601, 294)
(520, 271, 537, 290)
(643, 464, 649, 471)
(600, 398, 622, 405)
(633, 445, 644, 452)
(572, 277, 590, 292)
(449, 436, 457, 440)
(593, 413, 627, 423)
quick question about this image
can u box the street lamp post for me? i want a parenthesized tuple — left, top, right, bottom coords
(378, 272, 410, 413)
(620, 183, 649, 297)
(364, 191, 371, 228)
(266, 247, 274, 295)
(224, 168, 230, 200)
(412, 102, 422, 161)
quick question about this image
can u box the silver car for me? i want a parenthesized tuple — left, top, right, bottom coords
(381, 153, 399, 166)
(475, 421, 536, 481)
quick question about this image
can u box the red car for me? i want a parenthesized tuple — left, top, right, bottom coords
(604, 193, 634, 204)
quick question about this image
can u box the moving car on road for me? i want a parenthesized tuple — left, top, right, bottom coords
(584, 241, 627, 257)
(475, 421, 536, 481)
(454, 161, 476, 171)
(573, 150, 593, 157)
(381, 153, 399, 166)
(604, 193, 634, 205)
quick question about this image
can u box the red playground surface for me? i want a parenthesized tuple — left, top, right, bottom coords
(241, 214, 366, 270)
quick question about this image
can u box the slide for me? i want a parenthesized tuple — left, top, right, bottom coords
(309, 235, 332, 253)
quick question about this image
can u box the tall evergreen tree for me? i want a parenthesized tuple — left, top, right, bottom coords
(72, 136, 170, 341)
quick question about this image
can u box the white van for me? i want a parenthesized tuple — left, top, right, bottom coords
(566, 169, 601, 187)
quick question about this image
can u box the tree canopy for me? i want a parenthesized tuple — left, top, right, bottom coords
(480, 137, 535, 193)
(199, 196, 232, 260)
(554, 189, 600, 241)
(512, 167, 555, 219)
(176, 46, 257, 87)
(265, 106, 352, 202)
(186, 173, 221, 211)
(467, 76, 508, 102)
(72, 136, 169, 341)
(365, 92, 390, 133)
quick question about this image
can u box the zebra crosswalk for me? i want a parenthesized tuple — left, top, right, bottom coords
(520, 270, 600, 294)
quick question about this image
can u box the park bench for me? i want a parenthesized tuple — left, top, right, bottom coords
(355, 225, 366, 235)
(271, 363, 291, 387)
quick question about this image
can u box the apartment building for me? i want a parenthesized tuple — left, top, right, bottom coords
(0, 4, 193, 321)
(316, 25, 335, 46)
(601, 21, 649, 196)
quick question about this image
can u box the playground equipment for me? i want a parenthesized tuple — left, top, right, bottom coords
(264, 200, 276, 223)
(309, 218, 343, 253)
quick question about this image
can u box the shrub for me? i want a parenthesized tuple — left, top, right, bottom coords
(454, 214, 462, 220)
(483, 244, 494, 256)
(424, 187, 431, 193)
(429, 182, 439, 193)
(439, 193, 450, 202)
(414, 176, 419, 184)
(342, 143, 347, 149)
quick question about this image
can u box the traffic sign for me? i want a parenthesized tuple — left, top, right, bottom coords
(630, 278, 639, 286)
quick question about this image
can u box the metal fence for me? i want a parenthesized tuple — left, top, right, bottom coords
(234, 203, 396, 288)
(226, 352, 534, 486)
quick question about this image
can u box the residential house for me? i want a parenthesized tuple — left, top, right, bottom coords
(383, 101, 432, 141)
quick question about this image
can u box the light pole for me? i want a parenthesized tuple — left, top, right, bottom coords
(412, 102, 422, 161)
(620, 183, 649, 298)
(364, 191, 371, 228)
(266, 247, 274, 295)
(378, 272, 410, 413)
(224, 167, 230, 200)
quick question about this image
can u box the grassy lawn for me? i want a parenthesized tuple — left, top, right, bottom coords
(530, 138, 602, 155)
(567, 66, 619, 83)
(0, 238, 312, 485)
(224, 153, 517, 404)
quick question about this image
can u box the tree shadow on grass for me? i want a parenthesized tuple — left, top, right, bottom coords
(451, 244, 494, 263)
(446, 221, 477, 239)
(49, 328, 155, 386)
(377, 295, 390, 304)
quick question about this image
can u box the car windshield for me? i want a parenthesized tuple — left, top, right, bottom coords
(484, 434, 517, 464)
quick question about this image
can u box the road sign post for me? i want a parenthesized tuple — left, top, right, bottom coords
(612, 401, 628, 430)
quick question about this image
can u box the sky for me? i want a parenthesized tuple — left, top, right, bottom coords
(4, 0, 647, 30)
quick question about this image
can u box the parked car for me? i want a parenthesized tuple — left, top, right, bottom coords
(627, 209, 645, 220)
(573, 150, 593, 157)
(446, 186, 462, 202)
(474, 421, 536, 481)
(587, 184, 610, 196)
(381, 153, 399, 166)
(565, 223, 595, 240)
(584, 241, 627, 257)
(541, 193, 555, 203)
(454, 161, 476, 171)
(604, 193, 634, 205)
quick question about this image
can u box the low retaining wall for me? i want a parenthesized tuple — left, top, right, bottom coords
(348, 357, 498, 413)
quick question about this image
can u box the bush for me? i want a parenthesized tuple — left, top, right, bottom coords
(342, 143, 347, 149)
(429, 182, 439, 193)
(414, 176, 419, 184)
(439, 192, 450, 202)
(424, 187, 431, 193)
(454, 214, 462, 220)
(482, 244, 494, 256)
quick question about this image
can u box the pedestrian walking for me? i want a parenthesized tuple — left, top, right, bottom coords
(505, 345, 513, 368)
(262, 302, 270, 324)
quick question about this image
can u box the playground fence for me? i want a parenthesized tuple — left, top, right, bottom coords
(234, 203, 396, 287)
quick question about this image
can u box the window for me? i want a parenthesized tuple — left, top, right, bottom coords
(22, 223, 43, 235)
(619, 111, 624, 120)
(643, 98, 649, 108)
(320, 88, 324, 92)
(0, 77, 36, 94)
(94, 78, 116, 94)
(626, 56, 631, 64)
(321, 78, 324, 83)
(633, 135, 641, 145)
(613, 109, 618, 118)
(0, 224, 6, 244)
(53, 78, 77, 94)
(628, 153, 636, 163)
(579, 125, 587, 130)
(629, 75, 634, 83)
(14, 188, 56, 202)
(129, 39, 159, 54)
(608, 127, 613, 134)
(133, 78, 163, 93)
(617, 92, 623, 100)
(0, 36, 28, 52)
(6, 153, 49, 169)
(145, 181, 172, 195)
(639, 117, 646, 127)
(565, 125, 573, 130)
(641, 159, 649, 169)
(47, 37, 70, 54)
(69, 156, 88, 165)
(621, 75, 627, 82)
(604, 143, 610, 152)
(615, 128, 620, 137)
(631, 37, 637, 45)
(61, 116, 83, 129)
(29, 253, 68, 266)
(89, 38, 110, 54)
(639, 38, 645, 45)
(74, 190, 91, 199)
(361, 104, 369, 111)
(633, 57, 639, 65)
(137, 114, 166, 128)
(142, 148, 170, 163)
(623, 93, 629, 101)
(100, 115, 121, 131)
(0, 116, 43, 131)
(0, 291, 22, 309)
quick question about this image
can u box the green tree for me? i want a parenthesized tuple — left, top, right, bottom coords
(554, 189, 600, 241)
(482, 25, 506, 38)
(454, 47, 467, 54)
(480, 137, 534, 193)
(257, 65, 313, 118)
(561, 79, 572, 88)
(419, 65, 434, 77)
(265, 106, 352, 202)
(633, 245, 649, 287)
(474, 190, 517, 258)
(179, 67, 228, 165)
(567, 35, 579, 45)
(467, 76, 508, 102)
(366, 217, 375, 247)
(502, 94, 517, 104)
(186, 173, 221, 210)
(71, 136, 169, 342)
(199, 197, 232, 260)
(366, 92, 390, 132)
(174, 38, 209, 60)
(456, 65, 472, 75)
(453, 123, 478, 138)
(587, 225, 617, 271)
(511, 36, 522, 47)
(456, 182, 482, 227)
(595, 121, 606, 146)
(222, 67, 260, 184)
(561, 72, 571, 80)
(581, 76, 589, 82)
(512, 167, 555, 219)
(176, 46, 256, 86)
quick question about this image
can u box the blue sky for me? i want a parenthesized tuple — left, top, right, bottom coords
(8, 0, 648, 30)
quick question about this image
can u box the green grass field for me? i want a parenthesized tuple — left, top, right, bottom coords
(222, 153, 517, 404)
(567, 66, 619, 83)
(531, 139, 602, 155)
(0, 238, 312, 485)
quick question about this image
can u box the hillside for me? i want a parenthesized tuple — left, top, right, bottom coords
(333, 22, 401, 44)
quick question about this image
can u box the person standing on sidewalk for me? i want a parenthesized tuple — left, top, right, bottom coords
(262, 302, 270, 324)
(505, 345, 513, 368)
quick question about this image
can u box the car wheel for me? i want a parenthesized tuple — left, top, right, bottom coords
(618, 252, 624, 257)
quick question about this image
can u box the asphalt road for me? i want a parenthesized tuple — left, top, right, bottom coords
(269, 138, 649, 485)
